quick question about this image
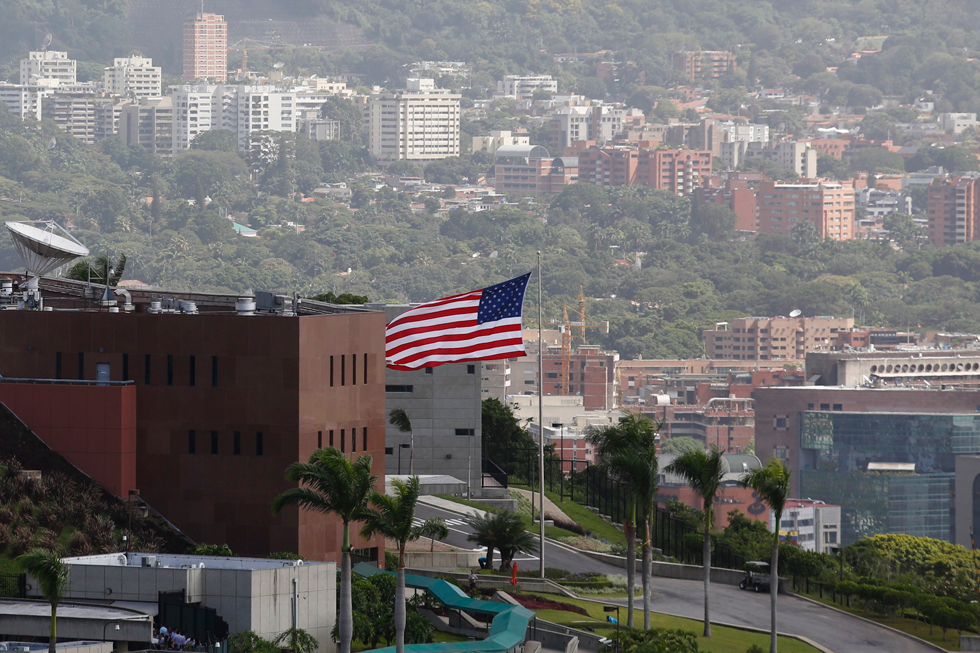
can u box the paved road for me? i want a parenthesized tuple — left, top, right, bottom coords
(415, 503, 936, 653)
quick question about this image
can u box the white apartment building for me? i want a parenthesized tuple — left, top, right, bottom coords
(472, 130, 530, 155)
(770, 499, 841, 553)
(550, 105, 642, 148)
(0, 83, 47, 120)
(369, 78, 461, 162)
(940, 112, 978, 135)
(496, 74, 558, 101)
(734, 140, 817, 177)
(103, 56, 162, 98)
(20, 51, 76, 86)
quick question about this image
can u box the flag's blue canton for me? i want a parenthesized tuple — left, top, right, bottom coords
(477, 272, 531, 324)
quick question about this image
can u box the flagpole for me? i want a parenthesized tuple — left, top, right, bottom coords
(537, 250, 545, 579)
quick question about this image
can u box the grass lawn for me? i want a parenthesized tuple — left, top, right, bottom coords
(798, 591, 960, 651)
(544, 490, 625, 546)
(435, 493, 584, 541)
(524, 592, 821, 653)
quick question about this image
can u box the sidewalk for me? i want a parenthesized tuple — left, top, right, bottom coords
(418, 495, 490, 517)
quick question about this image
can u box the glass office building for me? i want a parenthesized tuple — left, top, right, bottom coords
(799, 411, 980, 544)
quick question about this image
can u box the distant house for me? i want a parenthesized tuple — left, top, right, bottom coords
(231, 221, 257, 237)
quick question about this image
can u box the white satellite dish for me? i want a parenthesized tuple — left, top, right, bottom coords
(489, 250, 498, 258)
(6, 221, 89, 277)
(273, 62, 285, 69)
(789, 309, 802, 318)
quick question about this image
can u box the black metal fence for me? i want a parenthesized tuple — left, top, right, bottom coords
(485, 445, 745, 570)
(0, 573, 26, 598)
(481, 458, 508, 489)
(158, 589, 229, 644)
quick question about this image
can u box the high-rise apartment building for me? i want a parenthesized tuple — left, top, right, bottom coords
(20, 51, 76, 86)
(183, 12, 228, 82)
(368, 79, 461, 161)
(701, 315, 855, 361)
(121, 97, 174, 155)
(927, 175, 980, 247)
(672, 51, 736, 82)
(575, 146, 712, 195)
(756, 180, 855, 240)
(104, 56, 162, 98)
(0, 83, 46, 120)
(729, 141, 817, 178)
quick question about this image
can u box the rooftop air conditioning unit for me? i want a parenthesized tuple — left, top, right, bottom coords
(142, 556, 157, 568)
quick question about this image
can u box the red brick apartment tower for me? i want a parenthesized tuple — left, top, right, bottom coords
(927, 176, 980, 247)
(183, 12, 228, 82)
(0, 309, 386, 563)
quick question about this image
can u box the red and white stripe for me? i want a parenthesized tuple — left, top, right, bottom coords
(385, 289, 526, 370)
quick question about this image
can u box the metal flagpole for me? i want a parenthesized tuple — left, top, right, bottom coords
(537, 251, 545, 578)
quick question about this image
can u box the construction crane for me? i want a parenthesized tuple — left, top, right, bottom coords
(228, 37, 282, 73)
(558, 287, 609, 396)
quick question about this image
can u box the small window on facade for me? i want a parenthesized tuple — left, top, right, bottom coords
(330, 356, 334, 387)
(123, 353, 129, 381)
(352, 354, 357, 386)
(340, 429, 345, 452)
(425, 368, 433, 375)
(341, 355, 346, 386)
(362, 427, 367, 451)
(385, 385, 414, 393)
(55, 352, 62, 379)
(364, 353, 368, 384)
(820, 403, 830, 411)
(318, 431, 322, 448)
(145, 354, 151, 385)
(256, 432, 264, 456)
(832, 404, 843, 411)
(188, 430, 196, 454)
(233, 431, 241, 456)
(329, 430, 334, 447)
(467, 365, 475, 375)
(455, 428, 475, 436)
(212, 356, 218, 387)
(385, 447, 394, 455)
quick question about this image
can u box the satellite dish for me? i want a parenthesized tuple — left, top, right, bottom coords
(789, 309, 802, 318)
(40, 33, 53, 51)
(6, 221, 89, 278)
(471, 252, 480, 258)
(489, 250, 498, 258)
(273, 62, 285, 69)
(47, 137, 57, 150)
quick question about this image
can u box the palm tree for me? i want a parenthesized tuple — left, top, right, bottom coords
(19, 548, 70, 653)
(361, 476, 432, 653)
(740, 460, 792, 653)
(632, 416, 660, 630)
(463, 510, 537, 571)
(664, 448, 726, 637)
(388, 408, 414, 474)
(420, 517, 449, 552)
(587, 412, 658, 628)
(271, 448, 375, 653)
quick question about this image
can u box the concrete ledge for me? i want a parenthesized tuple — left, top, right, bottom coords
(404, 551, 484, 569)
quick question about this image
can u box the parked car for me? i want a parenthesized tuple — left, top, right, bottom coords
(738, 561, 771, 592)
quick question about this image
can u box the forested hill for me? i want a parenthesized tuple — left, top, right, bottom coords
(3, 0, 980, 112)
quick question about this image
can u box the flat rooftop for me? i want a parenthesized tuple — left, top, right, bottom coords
(63, 552, 325, 570)
(0, 600, 149, 621)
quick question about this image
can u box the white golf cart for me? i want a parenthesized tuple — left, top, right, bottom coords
(738, 561, 771, 592)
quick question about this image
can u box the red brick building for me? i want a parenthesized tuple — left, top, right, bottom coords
(927, 175, 980, 247)
(757, 180, 855, 240)
(575, 145, 712, 195)
(701, 178, 757, 232)
(0, 279, 386, 563)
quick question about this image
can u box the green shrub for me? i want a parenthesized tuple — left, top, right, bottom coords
(385, 550, 398, 571)
(268, 551, 304, 560)
(189, 543, 233, 556)
(617, 627, 699, 653)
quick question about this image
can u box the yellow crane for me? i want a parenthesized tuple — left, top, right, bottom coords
(559, 287, 609, 396)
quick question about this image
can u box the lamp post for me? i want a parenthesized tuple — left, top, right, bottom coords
(552, 423, 563, 500)
(602, 605, 620, 653)
(126, 489, 140, 554)
(397, 443, 410, 475)
(103, 622, 120, 641)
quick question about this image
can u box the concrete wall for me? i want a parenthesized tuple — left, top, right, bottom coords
(403, 551, 483, 569)
(962, 635, 980, 651)
(35, 560, 336, 653)
(955, 456, 980, 548)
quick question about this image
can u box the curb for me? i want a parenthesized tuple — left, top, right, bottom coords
(791, 592, 947, 653)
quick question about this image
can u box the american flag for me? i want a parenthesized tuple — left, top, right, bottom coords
(385, 273, 532, 371)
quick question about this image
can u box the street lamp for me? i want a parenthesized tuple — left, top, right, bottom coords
(103, 622, 120, 641)
(602, 605, 620, 653)
(126, 489, 140, 554)
(397, 443, 410, 475)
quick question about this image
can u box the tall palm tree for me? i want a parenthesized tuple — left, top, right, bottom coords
(664, 448, 726, 637)
(271, 448, 375, 653)
(631, 415, 660, 630)
(388, 408, 414, 474)
(588, 412, 658, 628)
(360, 476, 426, 653)
(463, 510, 537, 571)
(19, 548, 70, 653)
(740, 459, 792, 653)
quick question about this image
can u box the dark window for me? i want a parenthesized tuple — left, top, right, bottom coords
(352, 428, 357, 452)
(188, 430, 196, 454)
(233, 431, 241, 456)
(78, 353, 84, 380)
(189, 355, 196, 387)
(775, 417, 788, 428)
(425, 368, 433, 375)
(807, 403, 814, 410)
(329, 430, 334, 447)
(833, 404, 843, 411)
(385, 447, 394, 455)
(362, 427, 367, 451)
(145, 354, 151, 385)
(546, 372, 558, 378)
(385, 385, 414, 393)
(256, 432, 264, 456)
(167, 354, 174, 386)
(330, 356, 334, 387)
(341, 355, 346, 386)
(467, 364, 476, 375)
(55, 352, 62, 379)
(352, 354, 357, 386)
(211, 356, 218, 387)
(820, 403, 830, 411)
(340, 429, 345, 452)
(122, 353, 129, 381)
(211, 430, 218, 455)
(455, 428, 475, 436)
(318, 431, 322, 448)
(363, 353, 368, 384)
